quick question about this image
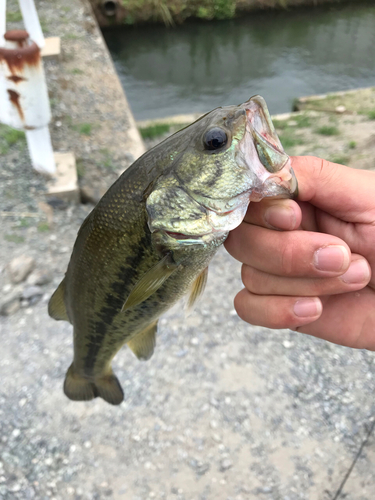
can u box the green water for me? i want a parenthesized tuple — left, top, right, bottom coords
(103, 3, 375, 120)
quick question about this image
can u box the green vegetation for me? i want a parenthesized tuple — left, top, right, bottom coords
(316, 125, 340, 136)
(17, 218, 32, 228)
(4, 234, 25, 244)
(153, 0, 174, 25)
(273, 113, 311, 131)
(368, 110, 375, 120)
(293, 114, 311, 128)
(279, 132, 304, 149)
(71, 68, 84, 75)
(39, 16, 49, 33)
(140, 123, 171, 139)
(63, 33, 80, 40)
(272, 119, 288, 130)
(348, 141, 356, 149)
(330, 156, 349, 166)
(120, 0, 236, 25)
(7, 10, 22, 22)
(100, 149, 116, 169)
(49, 97, 58, 109)
(0, 125, 26, 155)
(197, 0, 235, 21)
(70, 122, 94, 136)
(0, 125, 25, 145)
(271, 114, 312, 150)
(37, 222, 50, 232)
(76, 159, 85, 179)
(78, 123, 92, 135)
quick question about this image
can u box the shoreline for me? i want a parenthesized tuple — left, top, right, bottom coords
(91, 0, 369, 27)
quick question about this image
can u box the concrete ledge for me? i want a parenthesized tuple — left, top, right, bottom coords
(46, 152, 79, 203)
(41, 37, 61, 59)
(294, 86, 375, 113)
(297, 86, 375, 103)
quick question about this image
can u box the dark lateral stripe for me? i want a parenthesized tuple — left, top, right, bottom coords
(83, 232, 151, 372)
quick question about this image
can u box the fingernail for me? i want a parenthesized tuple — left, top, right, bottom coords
(314, 245, 349, 272)
(264, 206, 296, 230)
(340, 259, 370, 284)
(294, 298, 322, 318)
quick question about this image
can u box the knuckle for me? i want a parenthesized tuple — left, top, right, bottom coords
(279, 237, 296, 276)
(313, 157, 339, 184)
(264, 299, 297, 330)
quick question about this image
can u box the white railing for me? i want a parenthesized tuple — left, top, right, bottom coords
(0, 0, 55, 175)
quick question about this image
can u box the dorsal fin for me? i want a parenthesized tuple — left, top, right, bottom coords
(187, 267, 208, 312)
(127, 321, 158, 361)
(48, 278, 69, 321)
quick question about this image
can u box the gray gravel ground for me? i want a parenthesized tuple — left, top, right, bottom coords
(1, 154, 375, 500)
(2, 0, 375, 499)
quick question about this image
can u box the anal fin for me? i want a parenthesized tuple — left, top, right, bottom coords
(48, 278, 69, 321)
(127, 321, 158, 361)
(64, 364, 124, 405)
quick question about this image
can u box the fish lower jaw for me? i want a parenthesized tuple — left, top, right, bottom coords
(164, 229, 228, 241)
(152, 229, 228, 250)
(164, 231, 204, 240)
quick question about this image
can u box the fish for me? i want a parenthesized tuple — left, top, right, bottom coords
(48, 95, 297, 405)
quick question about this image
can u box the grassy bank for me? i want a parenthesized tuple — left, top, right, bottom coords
(137, 87, 375, 172)
(92, 0, 357, 26)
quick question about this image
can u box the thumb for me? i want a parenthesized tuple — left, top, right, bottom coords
(291, 156, 375, 223)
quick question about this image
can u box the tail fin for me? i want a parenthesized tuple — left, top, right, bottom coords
(63, 364, 124, 405)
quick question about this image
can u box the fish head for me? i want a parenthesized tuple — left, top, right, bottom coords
(147, 95, 297, 247)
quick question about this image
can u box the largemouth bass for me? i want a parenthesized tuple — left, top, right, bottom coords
(48, 96, 297, 405)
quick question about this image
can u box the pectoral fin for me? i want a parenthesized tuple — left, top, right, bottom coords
(122, 253, 179, 311)
(127, 321, 158, 361)
(48, 278, 69, 322)
(187, 267, 208, 312)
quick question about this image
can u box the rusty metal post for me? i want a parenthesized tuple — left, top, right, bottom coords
(0, 28, 55, 174)
(18, 0, 44, 49)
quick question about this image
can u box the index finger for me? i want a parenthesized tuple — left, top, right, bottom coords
(243, 198, 302, 230)
(291, 156, 375, 223)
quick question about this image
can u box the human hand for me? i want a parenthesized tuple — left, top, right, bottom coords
(224, 156, 375, 349)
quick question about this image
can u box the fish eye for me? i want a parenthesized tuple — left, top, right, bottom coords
(203, 127, 228, 150)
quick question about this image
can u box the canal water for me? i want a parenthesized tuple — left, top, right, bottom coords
(103, 3, 375, 120)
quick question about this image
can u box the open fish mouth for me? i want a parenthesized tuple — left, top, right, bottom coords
(245, 95, 287, 170)
(240, 95, 298, 199)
